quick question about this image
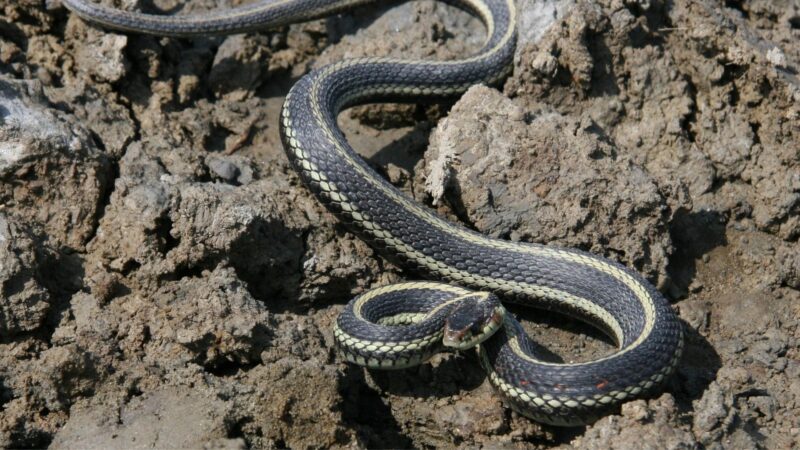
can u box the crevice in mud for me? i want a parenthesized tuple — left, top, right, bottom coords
(681, 76, 699, 143)
(81, 74, 143, 248)
(207, 124, 233, 153)
(119, 259, 142, 277)
(205, 359, 260, 378)
(741, 422, 767, 446)
(9, 426, 52, 450)
(38, 246, 85, 296)
(666, 210, 728, 299)
(125, 383, 144, 401)
(0, 21, 29, 51)
(227, 416, 254, 448)
(228, 218, 304, 312)
(196, 165, 215, 183)
(0, 377, 11, 409)
(549, 425, 589, 445)
(749, 121, 761, 145)
(719, 63, 746, 106)
(338, 368, 415, 449)
(155, 215, 180, 256)
(673, 321, 721, 405)
(629, 21, 667, 50)
(587, 35, 620, 97)
(554, 60, 577, 88)
(735, 388, 771, 399)
(170, 263, 206, 281)
(724, 0, 750, 19)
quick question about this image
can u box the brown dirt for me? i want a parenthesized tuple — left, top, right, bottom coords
(0, 0, 798, 448)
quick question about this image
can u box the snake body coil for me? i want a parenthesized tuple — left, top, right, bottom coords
(63, 0, 683, 426)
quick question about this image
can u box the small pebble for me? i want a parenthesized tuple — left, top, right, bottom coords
(208, 157, 240, 183)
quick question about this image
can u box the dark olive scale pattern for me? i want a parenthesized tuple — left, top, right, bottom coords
(62, 0, 683, 426)
(356, 288, 458, 322)
(336, 286, 465, 362)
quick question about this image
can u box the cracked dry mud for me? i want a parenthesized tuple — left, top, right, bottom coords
(0, 0, 798, 448)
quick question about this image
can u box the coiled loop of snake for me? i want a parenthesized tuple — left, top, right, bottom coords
(62, 0, 683, 425)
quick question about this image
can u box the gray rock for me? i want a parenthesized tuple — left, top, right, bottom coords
(421, 85, 674, 286)
(206, 154, 254, 185)
(207, 155, 240, 182)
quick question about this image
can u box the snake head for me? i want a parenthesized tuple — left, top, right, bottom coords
(442, 292, 505, 350)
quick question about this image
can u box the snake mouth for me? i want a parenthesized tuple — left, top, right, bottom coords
(443, 306, 506, 350)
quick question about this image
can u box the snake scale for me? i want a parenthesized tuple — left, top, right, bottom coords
(62, 0, 684, 426)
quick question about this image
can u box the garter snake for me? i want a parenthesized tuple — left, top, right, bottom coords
(62, 0, 684, 426)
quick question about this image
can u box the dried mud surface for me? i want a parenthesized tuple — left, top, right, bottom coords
(0, 0, 798, 448)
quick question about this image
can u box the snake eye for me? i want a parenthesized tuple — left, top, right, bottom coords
(442, 293, 504, 350)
